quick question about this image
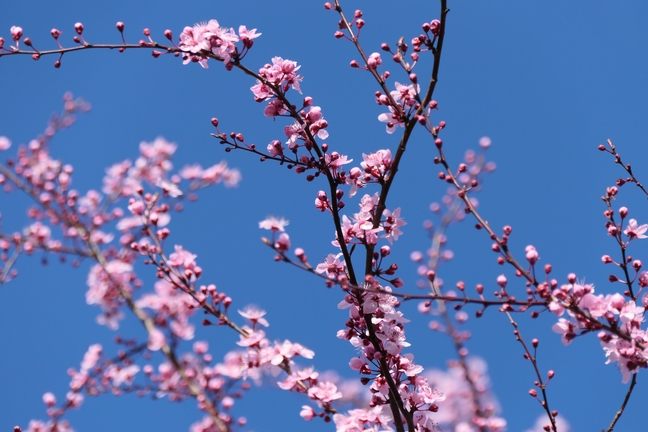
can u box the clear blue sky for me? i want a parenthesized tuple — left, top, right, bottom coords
(1, 1, 648, 431)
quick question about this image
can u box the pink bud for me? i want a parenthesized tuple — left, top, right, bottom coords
(430, 19, 441, 36)
(116, 22, 125, 32)
(74, 23, 84, 35)
(427, 270, 435, 282)
(10, 26, 23, 41)
(42, 392, 56, 406)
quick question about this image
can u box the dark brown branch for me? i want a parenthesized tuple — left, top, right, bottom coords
(606, 374, 637, 432)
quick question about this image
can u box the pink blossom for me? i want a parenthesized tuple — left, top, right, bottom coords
(361, 149, 392, 178)
(259, 216, 289, 232)
(236, 328, 267, 347)
(525, 245, 539, 264)
(0, 136, 11, 151)
(238, 25, 261, 46)
(105, 364, 140, 386)
(367, 52, 382, 69)
(624, 218, 648, 240)
(378, 106, 402, 134)
(307, 381, 343, 403)
(300, 405, 316, 421)
(193, 341, 209, 354)
(238, 306, 270, 327)
(136, 280, 198, 339)
(167, 245, 198, 268)
(277, 366, 318, 390)
(275, 232, 291, 252)
(178, 20, 240, 68)
(324, 152, 352, 177)
(148, 328, 167, 351)
(140, 136, 177, 159)
(375, 322, 410, 355)
(155, 178, 183, 197)
(382, 207, 406, 243)
(333, 406, 392, 432)
(179, 164, 203, 180)
(66, 391, 84, 408)
(391, 81, 420, 105)
(116, 215, 144, 231)
(80, 344, 102, 371)
(315, 253, 346, 278)
(252, 57, 303, 101)
(552, 318, 576, 345)
(42, 392, 56, 407)
(10, 26, 23, 41)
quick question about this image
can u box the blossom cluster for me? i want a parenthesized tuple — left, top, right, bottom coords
(178, 20, 260, 68)
(4, 4, 645, 432)
(549, 278, 647, 383)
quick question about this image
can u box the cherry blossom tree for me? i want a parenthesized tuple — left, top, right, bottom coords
(1, 2, 647, 432)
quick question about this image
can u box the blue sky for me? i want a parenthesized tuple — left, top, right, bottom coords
(1, 1, 648, 431)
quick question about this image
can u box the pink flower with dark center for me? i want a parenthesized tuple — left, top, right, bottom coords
(383, 207, 406, 243)
(300, 405, 316, 421)
(552, 318, 576, 345)
(155, 178, 182, 197)
(236, 328, 267, 347)
(624, 218, 648, 240)
(315, 253, 346, 278)
(307, 381, 343, 403)
(390, 81, 420, 106)
(167, 245, 198, 268)
(238, 25, 261, 46)
(378, 106, 403, 134)
(10, 26, 23, 41)
(238, 306, 270, 327)
(259, 216, 289, 232)
(275, 232, 291, 252)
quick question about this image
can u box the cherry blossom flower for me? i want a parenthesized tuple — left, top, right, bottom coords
(624, 218, 648, 240)
(178, 20, 240, 68)
(238, 306, 270, 327)
(238, 25, 261, 46)
(382, 207, 406, 243)
(315, 253, 346, 278)
(552, 318, 577, 346)
(378, 106, 403, 134)
(148, 328, 167, 351)
(0, 136, 11, 151)
(155, 178, 182, 197)
(259, 216, 289, 232)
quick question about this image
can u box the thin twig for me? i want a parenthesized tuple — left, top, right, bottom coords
(606, 374, 637, 432)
